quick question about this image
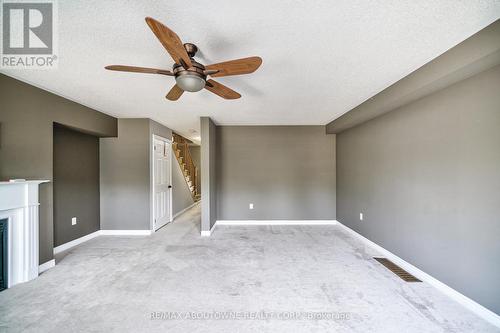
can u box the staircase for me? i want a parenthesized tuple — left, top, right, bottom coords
(172, 133, 200, 202)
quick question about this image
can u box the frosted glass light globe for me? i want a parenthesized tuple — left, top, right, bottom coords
(175, 74, 206, 92)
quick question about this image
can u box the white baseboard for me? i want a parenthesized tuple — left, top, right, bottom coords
(173, 201, 200, 220)
(215, 220, 338, 226)
(38, 259, 55, 274)
(100, 230, 152, 236)
(53, 230, 101, 254)
(336, 220, 500, 328)
(53, 230, 151, 255)
(201, 222, 217, 237)
(201, 220, 337, 237)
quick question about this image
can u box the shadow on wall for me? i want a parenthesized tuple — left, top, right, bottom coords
(53, 124, 100, 247)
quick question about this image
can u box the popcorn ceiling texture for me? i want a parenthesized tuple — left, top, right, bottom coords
(1, 1, 499, 139)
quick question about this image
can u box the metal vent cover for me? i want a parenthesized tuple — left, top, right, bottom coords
(373, 257, 421, 282)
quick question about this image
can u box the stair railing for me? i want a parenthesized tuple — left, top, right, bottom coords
(173, 133, 198, 197)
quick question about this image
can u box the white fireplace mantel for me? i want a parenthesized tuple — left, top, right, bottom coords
(0, 180, 49, 288)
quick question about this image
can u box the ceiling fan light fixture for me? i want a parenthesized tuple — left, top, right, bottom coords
(106, 18, 262, 100)
(175, 73, 206, 92)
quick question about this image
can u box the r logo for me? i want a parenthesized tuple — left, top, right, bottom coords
(2, 2, 53, 54)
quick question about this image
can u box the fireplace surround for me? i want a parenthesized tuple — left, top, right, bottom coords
(0, 180, 49, 289)
(0, 218, 7, 291)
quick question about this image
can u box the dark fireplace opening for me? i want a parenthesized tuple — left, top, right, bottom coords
(0, 218, 7, 291)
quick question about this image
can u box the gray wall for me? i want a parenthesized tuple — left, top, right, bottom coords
(0, 74, 117, 264)
(53, 125, 100, 246)
(101, 118, 192, 230)
(189, 145, 201, 194)
(172, 154, 195, 215)
(336, 65, 500, 315)
(216, 126, 336, 220)
(149, 119, 172, 140)
(100, 119, 151, 230)
(200, 117, 217, 231)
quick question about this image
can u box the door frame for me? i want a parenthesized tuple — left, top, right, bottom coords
(150, 134, 173, 232)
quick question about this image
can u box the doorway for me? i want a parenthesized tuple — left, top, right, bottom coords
(152, 135, 173, 231)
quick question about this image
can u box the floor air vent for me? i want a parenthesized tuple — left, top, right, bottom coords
(373, 257, 421, 282)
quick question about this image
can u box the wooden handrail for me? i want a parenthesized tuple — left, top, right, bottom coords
(172, 133, 199, 198)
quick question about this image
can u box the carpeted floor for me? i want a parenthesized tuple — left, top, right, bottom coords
(0, 204, 497, 332)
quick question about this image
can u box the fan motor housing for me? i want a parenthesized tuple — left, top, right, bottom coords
(173, 58, 207, 92)
(173, 59, 206, 80)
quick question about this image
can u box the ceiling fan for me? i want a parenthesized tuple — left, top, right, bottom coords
(105, 17, 262, 101)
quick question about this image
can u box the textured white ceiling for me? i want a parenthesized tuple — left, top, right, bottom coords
(2, 1, 499, 140)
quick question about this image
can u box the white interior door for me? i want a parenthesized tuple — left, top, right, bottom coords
(153, 136, 172, 231)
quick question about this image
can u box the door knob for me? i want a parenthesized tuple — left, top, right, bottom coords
(168, 185, 172, 188)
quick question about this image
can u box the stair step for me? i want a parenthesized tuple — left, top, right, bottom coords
(172, 133, 199, 200)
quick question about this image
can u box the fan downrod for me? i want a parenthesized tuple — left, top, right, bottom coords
(183, 43, 198, 57)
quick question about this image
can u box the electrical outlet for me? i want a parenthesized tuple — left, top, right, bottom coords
(72, 217, 77, 225)
(249, 203, 254, 210)
(359, 213, 363, 221)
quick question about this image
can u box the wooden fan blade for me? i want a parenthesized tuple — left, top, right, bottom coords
(145, 17, 193, 69)
(166, 84, 184, 101)
(204, 79, 241, 99)
(105, 65, 173, 76)
(205, 57, 262, 77)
